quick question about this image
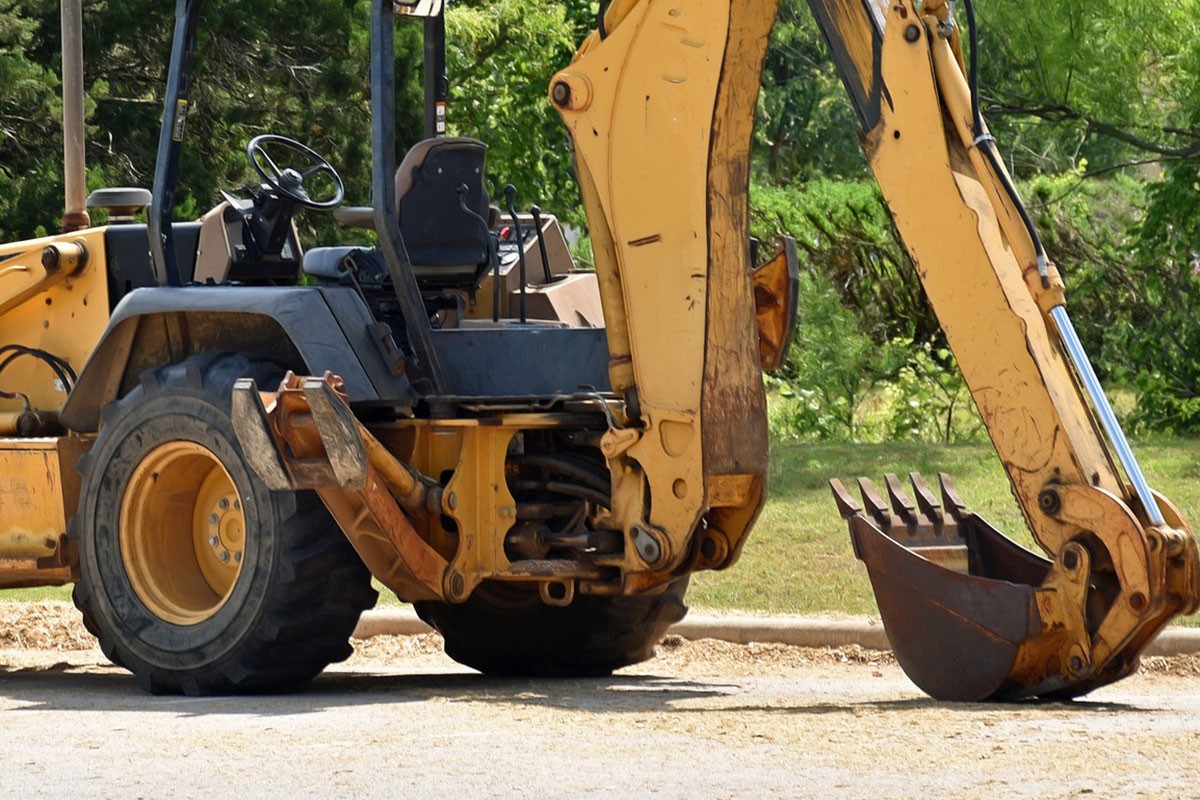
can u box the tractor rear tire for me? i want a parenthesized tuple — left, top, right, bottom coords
(71, 352, 377, 695)
(414, 578, 689, 677)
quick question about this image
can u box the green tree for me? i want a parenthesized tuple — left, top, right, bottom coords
(770, 270, 903, 440)
(754, 0, 867, 183)
(70, 0, 578, 240)
(975, 0, 1200, 175)
(0, 0, 67, 239)
(445, 0, 579, 221)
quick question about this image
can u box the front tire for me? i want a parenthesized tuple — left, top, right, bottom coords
(71, 353, 377, 695)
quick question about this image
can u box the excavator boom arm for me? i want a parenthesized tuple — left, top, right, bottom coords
(549, 0, 780, 582)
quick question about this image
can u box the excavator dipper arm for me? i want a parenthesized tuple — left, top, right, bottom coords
(812, 0, 1199, 698)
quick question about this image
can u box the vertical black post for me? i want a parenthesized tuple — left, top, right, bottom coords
(423, 10, 448, 138)
(530, 206, 553, 284)
(504, 185, 527, 325)
(149, 0, 204, 286)
(373, 0, 446, 391)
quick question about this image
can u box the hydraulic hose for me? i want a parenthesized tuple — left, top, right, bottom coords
(960, 0, 1050, 287)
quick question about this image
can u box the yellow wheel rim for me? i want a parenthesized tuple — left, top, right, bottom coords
(120, 441, 246, 626)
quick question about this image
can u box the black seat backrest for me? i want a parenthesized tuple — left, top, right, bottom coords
(395, 137, 494, 289)
(104, 223, 202, 308)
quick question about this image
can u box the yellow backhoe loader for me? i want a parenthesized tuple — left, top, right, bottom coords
(0, 0, 1192, 700)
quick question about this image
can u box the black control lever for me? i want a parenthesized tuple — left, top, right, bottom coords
(504, 184, 528, 324)
(456, 183, 501, 323)
(529, 205, 554, 285)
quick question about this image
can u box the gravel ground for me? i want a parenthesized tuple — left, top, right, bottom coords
(3, 602, 1200, 799)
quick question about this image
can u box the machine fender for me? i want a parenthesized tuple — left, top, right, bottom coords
(60, 285, 415, 432)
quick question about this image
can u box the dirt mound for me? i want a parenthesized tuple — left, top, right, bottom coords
(4, 601, 1200, 680)
(0, 601, 96, 651)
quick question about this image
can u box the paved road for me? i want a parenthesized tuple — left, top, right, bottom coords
(2, 643, 1198, 799)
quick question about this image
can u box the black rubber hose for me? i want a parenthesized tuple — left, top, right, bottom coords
(0, 347, 74, 392)
(0, 344, 77, 382)
(960, 0, 1050, 287)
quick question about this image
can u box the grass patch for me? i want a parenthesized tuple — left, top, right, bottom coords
(3, 586, 71, 603)
(5, 439, 1198, 623)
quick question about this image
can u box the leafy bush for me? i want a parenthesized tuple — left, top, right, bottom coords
(752, 179, 993, 443)
(1023, 172, 1147, 367)
(885, 342, 983, 443)
(1123, 157, 1200, 433)
(751, 179, 933, 345)
(1021, 168, 1200, 434)
(768, 269, 904, 441)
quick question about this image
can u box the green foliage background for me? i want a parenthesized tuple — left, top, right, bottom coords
(0, 0, 1196, 436)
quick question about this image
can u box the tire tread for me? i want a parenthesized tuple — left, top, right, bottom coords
(70, 352, 377, 695)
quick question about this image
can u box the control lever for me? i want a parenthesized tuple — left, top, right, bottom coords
(503, 184, 528, 324)
(456, 183, 501, 323)
(529, 205, 554, 284)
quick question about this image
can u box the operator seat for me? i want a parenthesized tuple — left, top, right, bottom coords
(395, 136, 496, 289)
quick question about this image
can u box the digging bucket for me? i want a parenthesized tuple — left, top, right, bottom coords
(831, 473, 1101, 701)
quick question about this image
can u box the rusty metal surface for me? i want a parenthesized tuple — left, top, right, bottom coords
(848, 517, 1032, 701)
(833, 472, 1200, 701)
(233, 372, 630, 604)
(752, 235, 799, 372)
(832, 474, 1102, 701)
(232, 372, 450, 601)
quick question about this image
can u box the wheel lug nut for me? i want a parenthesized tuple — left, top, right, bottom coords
(233, 551, 242, 564)
(208, 534, 220, 548)
(218, 498, 229, 510)
(220, 550, 230, 563)
(209, 513, 220, 525)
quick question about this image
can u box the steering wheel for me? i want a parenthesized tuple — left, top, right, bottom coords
(247, 134, 345, 210)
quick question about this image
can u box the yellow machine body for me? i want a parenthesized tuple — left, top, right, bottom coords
(0, 228, 108, 586)
(0, 230, 109, 412)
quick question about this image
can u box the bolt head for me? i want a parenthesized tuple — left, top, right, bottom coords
(552, 81, 572, 107)
(1038, 488, 1062, 515)
(904, 24, 922, 42)
(1062, 549, 1079, 571)
(219, 550, 230, 563)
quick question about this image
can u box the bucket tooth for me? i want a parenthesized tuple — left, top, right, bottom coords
(856, 477, 892, 528)
(909, 472, 943, 524)
(884, 473, 919, 526)
(938, 472, 970, 520)
(830, 478, 863, 519)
